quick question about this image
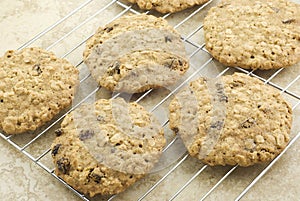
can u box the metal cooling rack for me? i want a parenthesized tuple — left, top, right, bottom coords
(1, 0, 300, 200)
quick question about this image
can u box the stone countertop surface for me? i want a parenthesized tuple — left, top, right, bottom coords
(0, 0, 300, 201)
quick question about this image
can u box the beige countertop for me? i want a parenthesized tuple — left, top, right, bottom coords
(0, 0, 300, 201)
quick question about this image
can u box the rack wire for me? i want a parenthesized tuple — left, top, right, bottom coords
(1, 0, 300, 200)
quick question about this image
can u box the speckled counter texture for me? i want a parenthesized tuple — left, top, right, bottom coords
(0, 0, 300, 200)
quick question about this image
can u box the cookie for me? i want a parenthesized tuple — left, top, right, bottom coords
(51, 98, 166, 197)
(0, 47, 79, 135)
(84, 14, 189, 93)
(123, 0, 210, 13)
(204, 0, 300, 70)
(169, 73, 293, 166)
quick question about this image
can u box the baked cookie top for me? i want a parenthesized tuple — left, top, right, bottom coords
(84, 14, 189, 93)
(0, 47, 79, 135)
(169, 73, 293, 166)
(124, 0, 210, 13)
(204, 0, 300, 70)
(51, 98, 165, 197)
(83, 14, 174, 60)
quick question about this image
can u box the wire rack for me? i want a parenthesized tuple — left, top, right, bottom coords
(1, 0, 300, 200)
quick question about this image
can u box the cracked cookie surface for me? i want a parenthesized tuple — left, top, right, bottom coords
(204, 0, 300, 70)
(51, 98, 165, 197)
(169, 73, 293, 166)
(0, 47, 79, 134)
(124, 0, 209, 13)
(84, 14, 189, 93)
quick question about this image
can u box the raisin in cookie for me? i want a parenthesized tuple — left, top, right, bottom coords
(123, 0, 210, 13)
(169, 73, 293, 166)
(0, 47, 79, 134)
(204, 0, 300, 70)
(51, 98, 166, 197)
(84, 14, 189, 93)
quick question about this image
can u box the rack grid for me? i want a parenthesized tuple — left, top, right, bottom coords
(1, 0, 300, 200)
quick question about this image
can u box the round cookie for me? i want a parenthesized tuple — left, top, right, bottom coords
(0, 47, 79, 135)
(84, 14, 189, 93)
(124, 0, 210, 13)
(83, 14, 175, 60)
(204, 0, 300, 70)
(51, 98, 166, 197)
(169, 73, 293, 166)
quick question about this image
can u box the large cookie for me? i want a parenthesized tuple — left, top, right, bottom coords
(169, 73, 293, 166)
(51, 98, 166, 197)
(0, 47, 79, 135)
(124, 0, 210, 13)
(84, 14, 189, 93)
(204, 0, 300, 70)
